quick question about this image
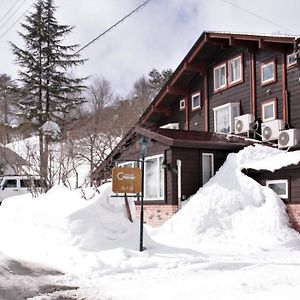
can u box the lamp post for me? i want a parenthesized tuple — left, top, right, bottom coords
(138, 136, 148, 252)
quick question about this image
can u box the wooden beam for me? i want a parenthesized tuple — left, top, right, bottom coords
(259, 39, 286, 52)
(184, 62, 206, 76)
(167, 86, 188, 96)
(229, 37, 256, 52)
(207, 37, 230, 48)
(282, 52, 287, 122)
(188, 33, 208, 63)
(250, 52, 256, 116)
(185, 96, 189, 130)
(204, 74, 209, 132)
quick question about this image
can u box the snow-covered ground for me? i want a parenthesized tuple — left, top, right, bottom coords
(1, 144, 300, 299)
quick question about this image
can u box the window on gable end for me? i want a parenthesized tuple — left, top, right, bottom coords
(191, 92, 201, 111)
(214, 63, 227, 92)
(179, 99, 185, 111)
(228, 55, 243, 86)
(261, 60, 276, 85)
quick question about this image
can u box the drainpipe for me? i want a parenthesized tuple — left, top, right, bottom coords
(176, 159, 182, 210)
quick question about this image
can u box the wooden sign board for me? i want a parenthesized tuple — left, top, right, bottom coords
(112, 167, 142, 194)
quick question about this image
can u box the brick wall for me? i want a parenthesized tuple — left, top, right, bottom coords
(136, 205, 178, 227)
(287, 204, 300, 232)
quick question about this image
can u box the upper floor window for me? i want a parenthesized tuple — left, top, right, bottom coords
(191, 92, 201, 111)
(179, 99, 186, 111)
(261, 60, 276, 85)
(261, 98, 277, 122)
(213, 102, 240, 133)
(214, 63, 227, 92)
(228, 55, 243, 86)
(287, 52, 297, 68)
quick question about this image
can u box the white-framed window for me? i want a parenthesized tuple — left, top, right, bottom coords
(118, 161, 139, 168)
(266, 179, 288, 199)
(144, 154, 164, 200)
(228, 55, 243, 86)
(287, 53, 297, 68)
(261, 60, 276, 85)
(191, 92, 201, 111)
(213, 102, 240, 133)
(214, 63, 227, 92)
(179, 99, 186, 111)
(202, 153, 214, 185)
(261, 99, 276, 122)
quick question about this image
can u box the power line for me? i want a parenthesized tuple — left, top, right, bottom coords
(220, 0, 299, 35)
(0, 0, 30, 31)
(0, 3, 34, 40)
(0, 0, 23, 24)
(75, 0, 151, 54)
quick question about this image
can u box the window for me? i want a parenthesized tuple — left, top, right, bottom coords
(179, 99, 186, 111)
(228, 55, 243, 86)
(202, 153, 214, 185)
(213, 102, 240, 133)
(214, 63, 227, 91)
(3, 179, 17, 188)
(261, 99, 276, 122)
(287, 53, 297, 68)
(191, 92, 201, 111)
(266, 179, 288, 199)
(20, 179, 31, 188)
(261, 60, 276, 85)
(118, 161, 137, 168)
(144, 154, 164, 200)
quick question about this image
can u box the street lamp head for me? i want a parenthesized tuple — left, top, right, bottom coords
(139, 136, 148, 156)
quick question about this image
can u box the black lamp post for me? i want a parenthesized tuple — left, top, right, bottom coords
(138, 136, 148, 251)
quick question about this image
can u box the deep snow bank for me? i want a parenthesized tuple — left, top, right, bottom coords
(153, 144, 300, 249)
(0, 183, 141, 271)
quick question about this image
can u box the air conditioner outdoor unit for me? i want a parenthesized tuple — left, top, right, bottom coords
(160, 123, 179, 130)
(261, 119, 285, 142)
(278, 128, 300, 149)
(234, 114, 255, 134)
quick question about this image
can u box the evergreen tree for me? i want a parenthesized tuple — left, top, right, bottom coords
(148, 68, 173, 96)
(10, 0, 86, 188)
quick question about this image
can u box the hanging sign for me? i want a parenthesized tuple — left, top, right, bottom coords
(112, 167, 142, 193)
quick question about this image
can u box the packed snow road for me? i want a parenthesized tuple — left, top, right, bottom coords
(0, 255, 82, 300)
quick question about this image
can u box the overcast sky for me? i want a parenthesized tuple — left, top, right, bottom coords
(0, 0, 299, 96)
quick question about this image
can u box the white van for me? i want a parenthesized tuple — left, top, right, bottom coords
(0, 176, 43, 204)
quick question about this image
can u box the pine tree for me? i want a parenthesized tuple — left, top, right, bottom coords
(10, 0, 86, 188)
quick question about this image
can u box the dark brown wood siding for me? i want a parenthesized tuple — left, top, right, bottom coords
(255, 50, 283, 121)
(287, 61, 300, 128)
(188, 74, 206, 131)
(208, 48, 251, 132)
(170, 148, 231, 203)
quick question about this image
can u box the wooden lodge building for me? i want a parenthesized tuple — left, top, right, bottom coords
(93, 31, 300, 230)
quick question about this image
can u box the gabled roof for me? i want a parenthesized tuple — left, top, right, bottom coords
(0, 146, 28, 166)
(137, 31, 298, 125)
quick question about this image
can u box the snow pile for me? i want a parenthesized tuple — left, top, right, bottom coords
(0, 183, 141, 272)
(67, 183, 138, 251)
(153, 144, 300, 250)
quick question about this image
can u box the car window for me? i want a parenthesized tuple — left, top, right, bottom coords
(20, 179, 32, 188)
(3, 179, 17, 188)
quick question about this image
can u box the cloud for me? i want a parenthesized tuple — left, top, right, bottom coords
(0, 0, 299, 96)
